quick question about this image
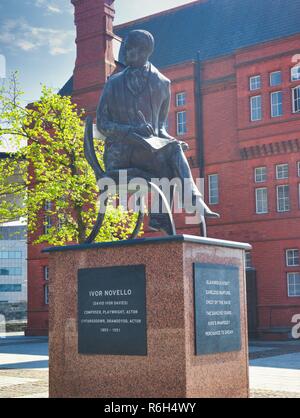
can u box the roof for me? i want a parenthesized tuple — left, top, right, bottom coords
(115, 0, 300, 67)
(58, 76, 73, 97)
(61, 0, 300, 95)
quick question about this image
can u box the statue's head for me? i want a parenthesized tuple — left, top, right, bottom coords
(124, 30, 155, 68)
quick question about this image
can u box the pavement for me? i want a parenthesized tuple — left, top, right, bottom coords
(249, 340, 300, 398)
(0, 333, 300, 398)
(0, 333, 48, 398)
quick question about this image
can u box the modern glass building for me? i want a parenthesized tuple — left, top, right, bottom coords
(0, 223, 27, 326)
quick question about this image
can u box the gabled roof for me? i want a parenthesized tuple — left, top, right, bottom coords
(58, 76, 73, 97)
(115, 0, 300, 67)
(61, 0, 300, 95)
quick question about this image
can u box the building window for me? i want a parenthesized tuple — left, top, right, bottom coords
(255, 188, 268, 214)
(44, 201, 53, 234)
(245, 252, 252, 268)
(0, 267, 22, 276)
(208, 174, 219, 205)
(298, 162, 300, 177)
(44, 216, 52, 234)
(176, 92, 186, 107)
(44, 284, 49, 305)
(176, 111, 187, 135)
(43, 266, 49, 281)
(287, 272, 300, 297)
(286, 249, 300, 267)
(270, 71, 282, 86)
(44, 201, 52, 211)
(271, 91, 283, 117)
(0, 284, 22, 292)
(0, 251, 22, 259)
(291, 66, 300, 82)
(249, 75, 261, 91)
(254, 167, 267, 183)
(250, 95, 262, 121)
(57, 214, 66, 230)
(276, 163, 289, 179)
(292, 86, 300, 113)
(277, 185, 290, 212)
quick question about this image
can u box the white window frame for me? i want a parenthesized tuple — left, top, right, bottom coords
(297, 162, 300, 177)
(292, 86, 300, 113)
(286, 249, 300, 267)
(254, 167, 267, 183)
(276, 163, 289, 180)
(250, 95, 262, 121)
(287, 272, 300, 297)
(270, 71, 282, 86)
(271, 91, 283, 117)
(255, 188, 268, 214)
(249, 75, 261, 91)
(277, 184, 290, 212)
(208, 174, 219, 205)
(291, 66, 300, 82)
(176, 92, 186, 107)
(176, 111, 187, 135)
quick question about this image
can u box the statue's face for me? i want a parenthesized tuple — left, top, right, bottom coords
(124, 37, 151, 68)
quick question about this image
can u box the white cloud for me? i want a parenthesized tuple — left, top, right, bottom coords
(17, 40, 36, 51)
(47, 5, 62, 14)
(0, 18, 75, 56)
(32, 0, 66, 15)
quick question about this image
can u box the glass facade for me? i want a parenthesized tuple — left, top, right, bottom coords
(0, 284, 22, 292)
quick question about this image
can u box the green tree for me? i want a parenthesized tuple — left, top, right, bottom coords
(0, 73, 140, 245)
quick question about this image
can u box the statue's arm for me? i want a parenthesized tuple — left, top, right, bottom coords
(157, 81, 173, 139)
(96, 83, 132, 140)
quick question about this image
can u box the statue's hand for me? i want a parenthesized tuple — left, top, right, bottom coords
(178, 140, 189, 151)
(133, 123, 155, 138)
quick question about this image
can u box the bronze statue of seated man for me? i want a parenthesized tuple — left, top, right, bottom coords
(96, 29, 219, 234)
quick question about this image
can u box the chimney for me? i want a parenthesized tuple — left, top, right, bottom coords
(71, 0, 117, 111)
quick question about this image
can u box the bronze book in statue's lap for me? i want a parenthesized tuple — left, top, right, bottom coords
(130, 134, 177, 153)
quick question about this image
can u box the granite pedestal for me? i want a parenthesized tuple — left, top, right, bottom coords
(45, 235, 251, 398)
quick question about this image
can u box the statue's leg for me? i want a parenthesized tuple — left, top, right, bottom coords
(167, 142, 220, 218)
(129, 195, 145, 239)
(129, 146, 176, 235)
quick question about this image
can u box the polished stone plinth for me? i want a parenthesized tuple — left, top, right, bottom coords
(45, 235, 251, 398)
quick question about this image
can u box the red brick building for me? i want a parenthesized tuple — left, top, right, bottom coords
(26, 0, 300, 338)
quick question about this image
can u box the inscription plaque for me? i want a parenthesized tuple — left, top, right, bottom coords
(194, 263, 241, 355)
(78, 265, 147, 355)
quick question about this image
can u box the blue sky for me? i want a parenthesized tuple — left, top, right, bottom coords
(0, 0, 194, 104)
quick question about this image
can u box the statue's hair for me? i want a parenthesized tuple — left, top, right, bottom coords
(125, 30, 155, 56)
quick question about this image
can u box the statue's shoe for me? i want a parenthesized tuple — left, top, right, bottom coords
(203, 208, 220, 218)
(185, 194, 221, 218)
